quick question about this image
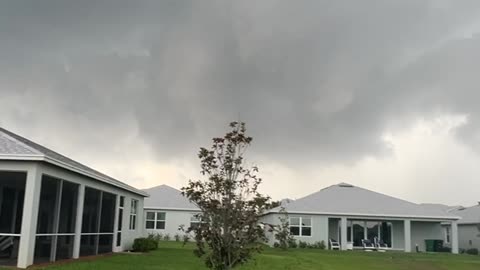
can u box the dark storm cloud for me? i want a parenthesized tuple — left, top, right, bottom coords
(2, 0, 480, 165)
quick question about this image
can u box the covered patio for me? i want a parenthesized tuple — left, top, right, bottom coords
(329, 217, 458, 253)
(0, 127, 147, 268)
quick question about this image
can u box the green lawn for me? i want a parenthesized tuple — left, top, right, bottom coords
(25, 242, 480, 270)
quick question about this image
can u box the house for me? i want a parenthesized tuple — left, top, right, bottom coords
(443, 204, 480, 252)
(261, 183, 460, 253)
(0, 128, 148, 268)
(142, 185, 200, 238)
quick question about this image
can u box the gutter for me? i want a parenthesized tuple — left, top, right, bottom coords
(265, 210, 461, 221)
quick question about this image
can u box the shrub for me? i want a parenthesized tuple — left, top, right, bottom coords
(148, 233, 162, 243)
(298, 241, 308, 249)
(437, 246, 451, 253)
(306, 241, 325, 249)
(288, 239, 297, 249)
(273, 242, 280, 248)
(174, 234, 181, 242)
(183, 234, 191, 243)
(132, 237, 158, 252)
(466, 248, 479, 255)
(163, 234, 171, 241)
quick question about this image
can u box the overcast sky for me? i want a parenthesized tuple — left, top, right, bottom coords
(1, 0, 480, 206)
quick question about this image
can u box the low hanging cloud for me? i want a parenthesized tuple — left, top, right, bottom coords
(2, 1, 480, 204)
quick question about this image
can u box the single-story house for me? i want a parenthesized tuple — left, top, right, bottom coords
(0, 127, 148, 268)
(443, 204, 480, 252)
(142, 185, 200, 238)
(261, 183, 460, 253)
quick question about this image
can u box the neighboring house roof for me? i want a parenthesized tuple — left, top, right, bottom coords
(270, 182, 459, 220)
(420, 203, 463, 213)
(450, 204, 480, 225)
(0, 127, 148, 197)
(279, 198, 294, 207)
(143, 184, 199, 211)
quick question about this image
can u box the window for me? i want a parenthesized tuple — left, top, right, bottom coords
(129, 199, 138, 230)
(190, 214, 202, 229)
(445, 227, 451, 244)
(289, 217, 311, 236)
(145, 211, 166, 230)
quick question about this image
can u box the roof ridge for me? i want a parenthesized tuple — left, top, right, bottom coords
(144, 184, 180, 191)
(349, 184, 421, 207)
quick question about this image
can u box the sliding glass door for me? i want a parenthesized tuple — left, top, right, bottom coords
(349, 220, 392, 247)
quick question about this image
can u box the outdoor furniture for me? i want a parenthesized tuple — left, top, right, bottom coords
(374, 237, 389, 252)
(361, 239, 375, 251)
(329, 239, 341, 250)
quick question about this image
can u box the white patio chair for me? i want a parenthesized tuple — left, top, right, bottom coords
(329, 239, 340, 250)
(361, 239, 375, 251)
(374, 237, 389, 252)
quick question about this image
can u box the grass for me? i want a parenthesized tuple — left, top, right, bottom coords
(17, 242, 480, 270)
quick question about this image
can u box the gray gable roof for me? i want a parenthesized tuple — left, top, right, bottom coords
(0, 127, 147, 197)
(143, 184, 199, 210)
(272, 183, 459, 220)
(451, 204, 480, 224)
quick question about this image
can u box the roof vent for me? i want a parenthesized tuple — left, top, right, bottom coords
(338, 183, 354, 188)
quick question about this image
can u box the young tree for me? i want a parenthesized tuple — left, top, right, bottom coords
(182, 122, 272, 270)
(269, 207, 294, 250)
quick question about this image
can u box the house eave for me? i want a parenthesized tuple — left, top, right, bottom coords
(265, 210, 461, 221)
(143, 206, 200, 212)
(0, 154, 148, 197)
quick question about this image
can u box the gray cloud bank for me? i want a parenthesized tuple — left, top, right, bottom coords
(1, 0, 480, 168)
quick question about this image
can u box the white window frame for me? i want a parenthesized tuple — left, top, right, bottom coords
(129, 199, 138, 230)
(289, 216, 312, 237)
(145, 211, 166, 230)
(190, 213, 202, 228)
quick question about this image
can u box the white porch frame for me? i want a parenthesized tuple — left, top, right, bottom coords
(334, 216, 458, 254)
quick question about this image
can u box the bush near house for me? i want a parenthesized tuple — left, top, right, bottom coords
(277, 240, 325, 250)
(132, 238, 158, 252)
(466, 248, 479, 255)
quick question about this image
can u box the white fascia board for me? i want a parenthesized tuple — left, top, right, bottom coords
(144, 207, 201, 212)
(43, 156, 149, 197)
(266, 210, 461, 221)
(0, 154, 44, 160)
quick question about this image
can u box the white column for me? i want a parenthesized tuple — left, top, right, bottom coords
(73, 184, 85, 259)
(340, 217, 348, 250)
(404, 219, 411, 252)
(363, 221, 368, 240)
(112, 195, 120, 252)
(17, 165, 42, 269)
(50, 180, 63, 262)
(451, 221, 459, 254)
